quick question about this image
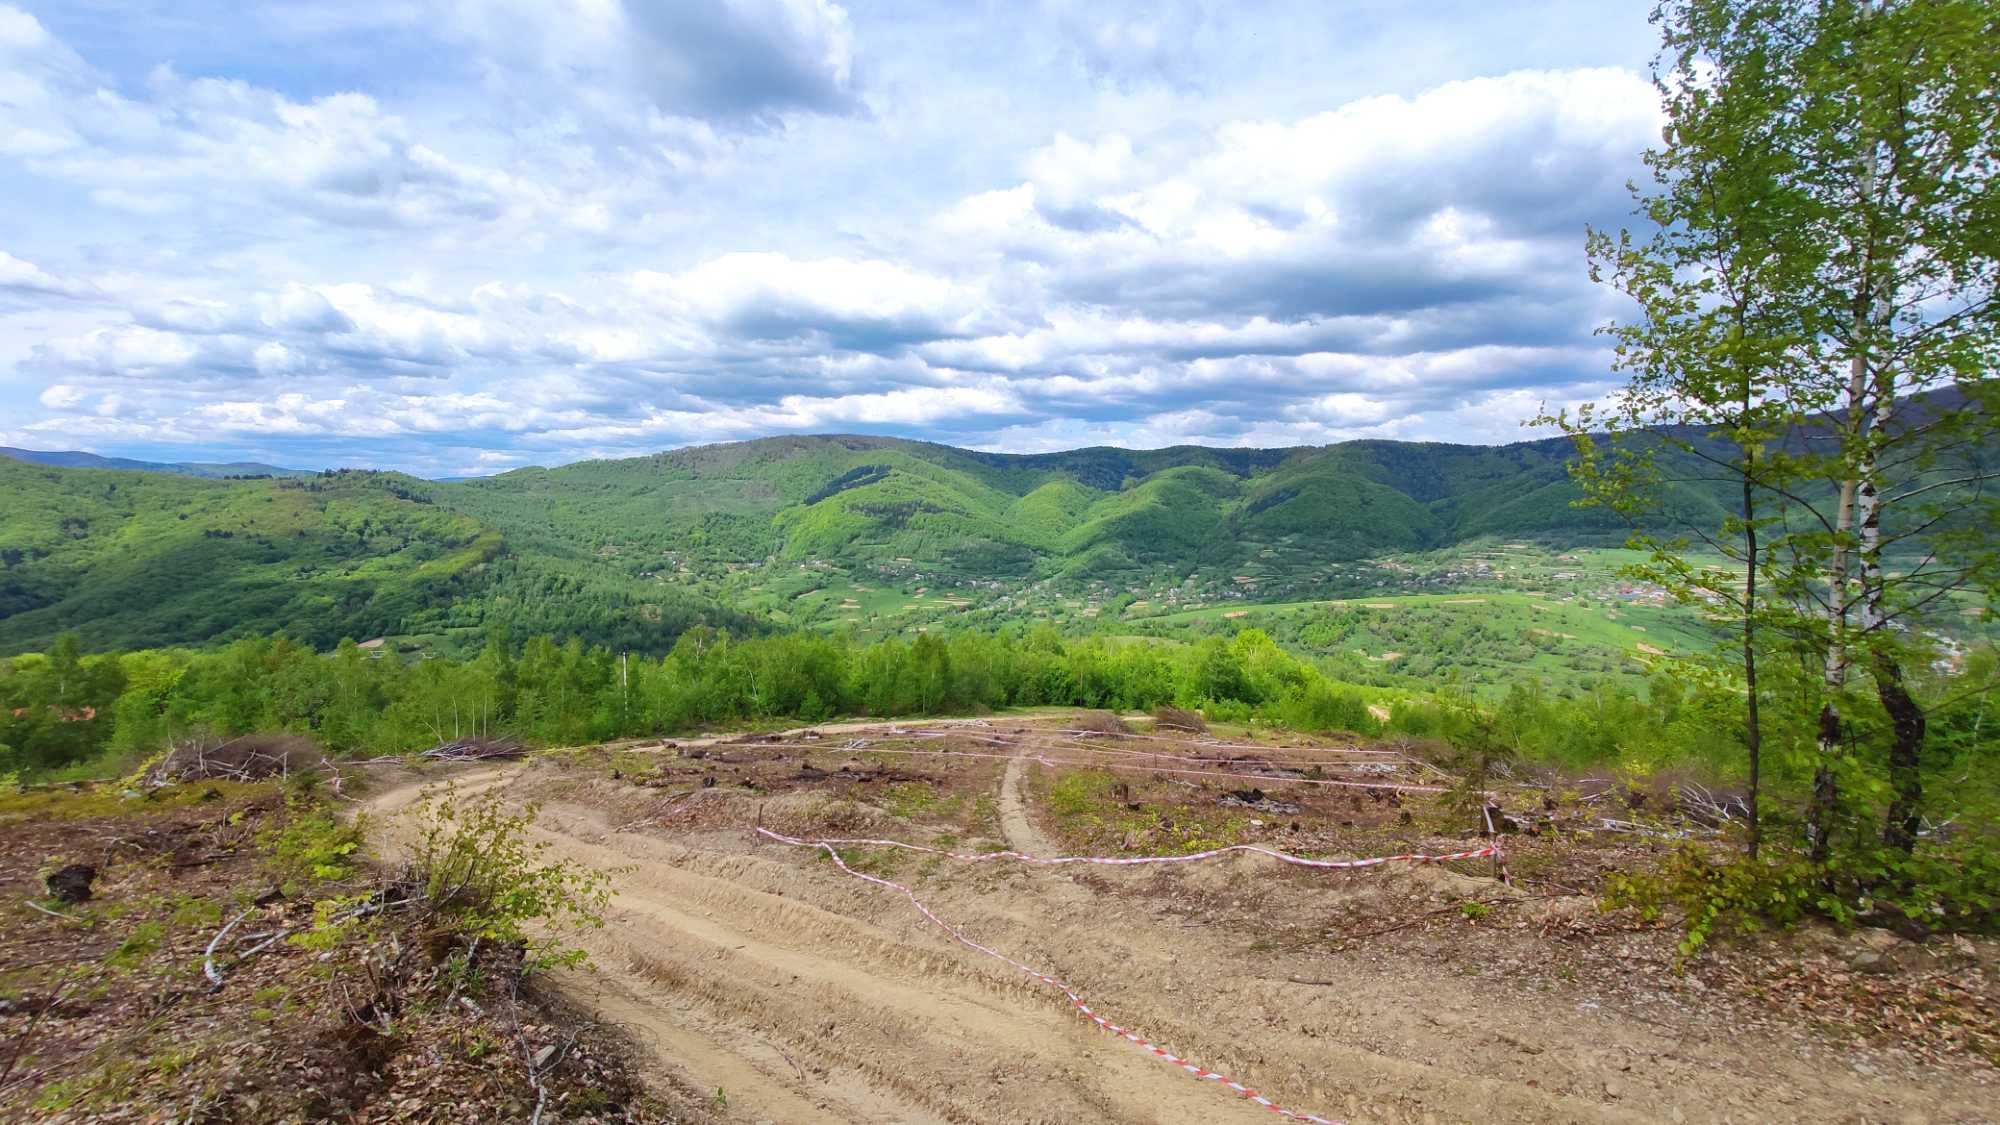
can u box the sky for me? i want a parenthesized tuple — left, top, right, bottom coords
(0, 0, 1667, 477)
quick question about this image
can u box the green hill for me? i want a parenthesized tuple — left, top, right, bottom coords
(0, 462, 749, 654)
(1, 445, 313, 479)
(1, 431, 1741, 655)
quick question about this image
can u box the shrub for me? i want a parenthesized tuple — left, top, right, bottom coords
(1604, 846, 1818, 960)
(1605, 834, 2000, 962)
(1274, 680, 1379, 735)
(263, 802, 366, 891)
(1386, 699, 1444, 737)
(399, 785, 612, 970)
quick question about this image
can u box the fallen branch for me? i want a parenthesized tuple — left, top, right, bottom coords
(204, 908, 255, 990)
(1595, 817, 1710, 840)
(421, 736, 529, 763)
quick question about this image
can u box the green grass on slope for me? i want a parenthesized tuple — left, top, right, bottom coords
(1132, 589, 1717, 695)
(0, 464, 498, 652)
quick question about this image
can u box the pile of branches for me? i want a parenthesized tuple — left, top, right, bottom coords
(1152, 705, 1208, 733)
(1065, 711, 1133, 738)
(142, 733, 340, 789)
(419, 736, 528, 763)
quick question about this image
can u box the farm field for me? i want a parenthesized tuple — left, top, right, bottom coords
(689, 542, 1739, 698)
(1123, 542, 1724, 695)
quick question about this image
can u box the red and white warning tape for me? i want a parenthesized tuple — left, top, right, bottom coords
(760, 829, 1346, 1124)
(757, 826, 1498, 872)
(731, 741, 1448, 793)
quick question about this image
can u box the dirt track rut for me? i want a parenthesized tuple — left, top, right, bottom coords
(364, 758, 1996, 1125)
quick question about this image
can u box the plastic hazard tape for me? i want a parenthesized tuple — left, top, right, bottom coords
(761, 830, 1345, 1125)
(757, 827, 1500, 872)
(740, 742, 1448, 793)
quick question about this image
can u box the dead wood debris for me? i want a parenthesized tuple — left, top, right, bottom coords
(419, 736, 529, 762)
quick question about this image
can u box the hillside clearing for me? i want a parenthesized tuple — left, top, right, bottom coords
(351, 717, 1997, 1125)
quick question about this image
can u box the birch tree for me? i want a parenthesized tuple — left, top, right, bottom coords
(1780, 0, 2000, 854)
(1553, 0, 1825, 857)
(1576, 0, 1999, 860)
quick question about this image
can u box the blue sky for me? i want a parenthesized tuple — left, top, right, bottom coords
(0, 1, 1664, 476)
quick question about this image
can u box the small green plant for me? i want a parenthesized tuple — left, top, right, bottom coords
(169, 895, 225, 928)
(146, 1047, 197, 1077)
(883, 781, 955, 819)
(712, 1087, 728, 1110)
(1439, 693, 1516, 830)
(442, 948, 485, 995)
(262, 802, 365, 890)
(1604, 846, 1821, 960)
(402, 785, 613, 971)
(1460, 900, 1492, 922)
(106, 921, 166, 970)
(1047, 771, 1115, 818)
(824, 844, 904, 878)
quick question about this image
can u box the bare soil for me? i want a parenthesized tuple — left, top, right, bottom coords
(0, 780, 708, 1123)
(360, 716, 1998, 1125)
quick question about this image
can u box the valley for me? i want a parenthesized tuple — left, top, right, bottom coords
(0, 431, 1735, 664)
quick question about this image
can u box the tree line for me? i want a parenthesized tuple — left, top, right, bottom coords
(13, 619, 1991, 791)
(0, 623, 1841, 781)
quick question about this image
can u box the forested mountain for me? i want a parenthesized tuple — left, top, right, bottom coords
(0, 445, 312, 479)
(456, 431, 1729, 570)
(0, 431, 1738, 655)
(0, 461, 749, 654)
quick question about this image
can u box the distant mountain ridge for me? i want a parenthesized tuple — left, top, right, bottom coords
(0, 446, 314, 479)
(0, 425, 1854, 656)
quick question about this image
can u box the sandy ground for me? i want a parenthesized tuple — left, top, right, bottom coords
(362, 728, 1995, 1125)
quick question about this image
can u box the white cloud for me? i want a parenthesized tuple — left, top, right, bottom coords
(0, 249, 91, 298)
(0, 1, 1663, 474)
(438, 0, 861, 127)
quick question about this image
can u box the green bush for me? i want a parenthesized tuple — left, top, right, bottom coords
(262, 803, 366, 890)
(400, 785, 612, 970)
(1604, 846, 1820, 960)
(1273, 680, 1380, 735)
(1606, 833, 2000, 962)
(1386, 699, 1444, 736)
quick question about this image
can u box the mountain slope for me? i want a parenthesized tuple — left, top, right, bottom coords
(1, 431, 1734, 655)
(0, 462, 748, 653)
(0, 446, 313, 479)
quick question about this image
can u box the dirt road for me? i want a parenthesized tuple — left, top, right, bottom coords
(363, 738, 1995, 1125)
